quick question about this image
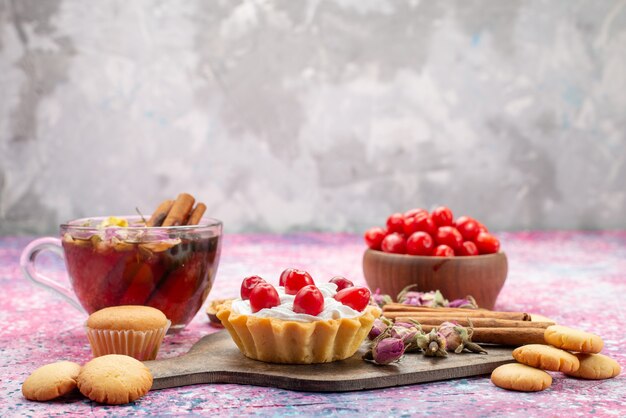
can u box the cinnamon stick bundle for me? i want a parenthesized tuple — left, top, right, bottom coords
(403, 317, 554, 329)
(419, 325, 546, 346)
(163, 193, 195, 226)
(385, 310, 531, 321)
(146, 194, 208, 227)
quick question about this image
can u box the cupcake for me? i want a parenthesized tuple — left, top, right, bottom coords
(86, 306, 170, 361)
(216, 271, 381, 364)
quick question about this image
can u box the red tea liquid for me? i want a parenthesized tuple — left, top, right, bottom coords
(62, 235, 221, 331)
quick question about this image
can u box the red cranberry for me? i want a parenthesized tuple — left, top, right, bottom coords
(386, 213, 405, 234)
(435, 226, 463, 251)
(381, 233, 407, 254)
(329, 276, 354, 291)
(364, 227, 386, 250)
(406, 231, 434, 256)
(433, 244, 454, 257)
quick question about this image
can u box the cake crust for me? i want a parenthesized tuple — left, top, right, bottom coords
(217, 301, 381, 364)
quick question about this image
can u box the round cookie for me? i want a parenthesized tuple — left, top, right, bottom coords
(491, 363, 552, 392)
(544, 325, 603, 353)
(565, 353, 621, 380)
(22, 361, 81, 401)
(513, 344, 580, 373)
(77, 354, 153, 404)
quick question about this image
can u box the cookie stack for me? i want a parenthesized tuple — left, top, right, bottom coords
(491, 325, 621, 392)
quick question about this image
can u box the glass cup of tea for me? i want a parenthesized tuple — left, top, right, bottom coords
(20, 216, 222, 333)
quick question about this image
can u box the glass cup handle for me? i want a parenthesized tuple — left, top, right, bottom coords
(20, 237, 85, 312)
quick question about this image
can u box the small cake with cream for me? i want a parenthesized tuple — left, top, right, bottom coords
(216, 269, 381, 364)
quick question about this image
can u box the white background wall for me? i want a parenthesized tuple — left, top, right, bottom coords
(1, 0, 625, 234)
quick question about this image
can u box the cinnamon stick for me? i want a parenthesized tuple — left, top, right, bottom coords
(187, 203, 207, 226)
(419, 325, 546, 346)
(384, 304, 489, 313)
(162, 193, 195, 226)
(401, 317, 554, 329)
(147, 200, 174, 227)
(385, 311, 530, 321)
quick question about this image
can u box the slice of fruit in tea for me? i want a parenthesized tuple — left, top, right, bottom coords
(117, 259, 166, 306)
(115, 238, 182, 306)
(147, 251, 208, 326)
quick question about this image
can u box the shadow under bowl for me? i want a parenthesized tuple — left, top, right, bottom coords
(362, 249, 508, 310)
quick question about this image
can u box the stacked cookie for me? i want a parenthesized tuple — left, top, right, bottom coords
(491, 325, 621, 392)
(22, 306, 168, 405)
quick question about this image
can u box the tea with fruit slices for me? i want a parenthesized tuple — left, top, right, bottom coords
(61, 217, 221, 332)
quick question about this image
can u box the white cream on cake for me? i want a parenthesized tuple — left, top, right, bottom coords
(231, 283, 361, 322)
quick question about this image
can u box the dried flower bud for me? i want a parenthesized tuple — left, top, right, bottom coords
(371, 337, 406, 365)
(371, 289, 393, 308)
(438, 321, 463, 351)
(393, 320, 424, 352)
(393, 321, 416, 329)
(391, 325, 418, 345)
(368, 318, 391, 340)
(420, 290, 447, 308)
(417, 329, 448, 357)
(437, 320, 487, 354)
(396, 285, 448, 307)
(396, 285, 421, 305)
(447, 296, 479, 309)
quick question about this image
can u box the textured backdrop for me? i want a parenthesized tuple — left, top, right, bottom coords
(1, 0, 625, 235)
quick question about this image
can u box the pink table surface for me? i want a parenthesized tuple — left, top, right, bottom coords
(1, 232, 625, 417)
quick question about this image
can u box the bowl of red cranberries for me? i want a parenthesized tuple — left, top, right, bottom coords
(362, 206, 507, 310)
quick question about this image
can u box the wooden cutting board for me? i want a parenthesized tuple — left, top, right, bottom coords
(145, 331, 515, 392)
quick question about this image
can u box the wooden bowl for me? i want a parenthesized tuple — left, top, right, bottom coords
(362, 249, 508, 310)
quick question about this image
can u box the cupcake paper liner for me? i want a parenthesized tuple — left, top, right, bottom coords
(86, 321, 170, 361)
